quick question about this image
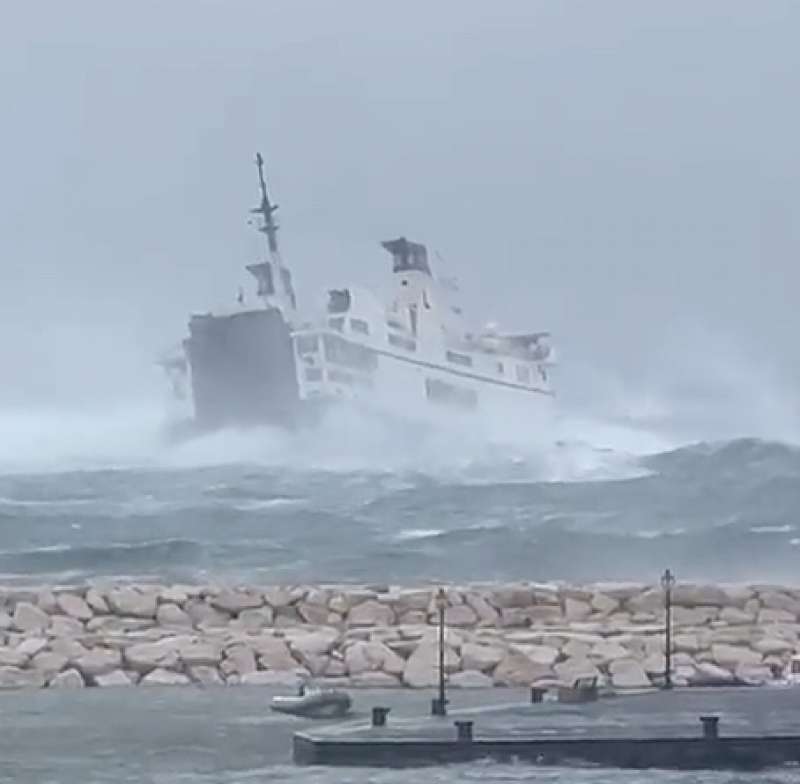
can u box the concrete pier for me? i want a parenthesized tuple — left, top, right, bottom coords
(294, 686, 800, 769)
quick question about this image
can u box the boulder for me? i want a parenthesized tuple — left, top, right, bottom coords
(449, 670, 493, 688)
(106, 589, 157, 619)
(345, 641, 405, 677)
(252, 637, 298, 670)
(554, 657, 602, 684)
(50, 638, 88, 660)
(350, 671, 402, 687)
(160, 586, 190, 605)
(590, 593, 619, 615)
(37, 589, 59, 614)
(56, 593, 93, 622)
(673, 633, 703, 654)
(30, 651, 68, 677)
(48, 668, 85, 689)
(179, 642, 222, 667)
(512, 644, 559, 667)
(185, 601, 230, 628)
(74, 647, 123, 678)
(124, 638, 183, 673)
(0, 611, 12, 630)
(626, 589, 664, 614)
(564, 598, 592, 622)
(589, 640, 630, 664)
(642, 653, 666, 676)
(50, 616, 85, 637)
(443, 604, 478, 627)
(262, 587, 294, 609)
(493, 651, 553, 686)
(719, 607, 755, 625)
(0, 666, 46, 689)
(348, 600, 394, 627)
(758, 608, 797, 625)
(759, 591, 800, 615)
(689, 662, 735, 686)
(672, 606, 718, 626)
(489, 585, 534, 609)
(12, 602, 50, 633)
(210, 590, 263, 614)
(500, 608, 531, 628)
(240, 670, 307, 687)
(735, 663, 774, 686)
(86, 616, 152, 634)
(296, 602, 330, 625)
(0, 646, 29, 668)
(85, 588, 110, 614)
(222, 645, 257, 676)
(526, 606, 564, 625)
(463, 593, 499, 625)
(753, 637, 795, 655)
(188, 665, 225, 686)
(94, 669, 135, 688)
(403, 642, 460, 687)
(710, 643, 763, 669)
(461, 642, 506, 672)
(609, 658, 650, 689)
(287, 630, 339, 658)
(156, 603, 192, 627)
(16, 637, 48, 657)
(562, 639, 592, 660)
(671, 584, 729, 607)
(141, 668, 191, 686)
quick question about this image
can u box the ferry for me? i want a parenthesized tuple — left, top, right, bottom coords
(160, 154, 555, 429)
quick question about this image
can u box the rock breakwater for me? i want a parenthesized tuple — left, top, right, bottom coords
(0, 581, 798, 691)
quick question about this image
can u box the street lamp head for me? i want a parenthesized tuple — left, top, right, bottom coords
(435, 588, 448, 611)
(661, 568, 676, 590)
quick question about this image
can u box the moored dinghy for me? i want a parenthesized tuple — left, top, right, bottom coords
(270, 684, 352, 719)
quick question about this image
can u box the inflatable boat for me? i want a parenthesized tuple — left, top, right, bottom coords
(270, 687, 352, 719)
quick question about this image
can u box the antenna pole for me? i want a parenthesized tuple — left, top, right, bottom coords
(252, 152, 280, 256)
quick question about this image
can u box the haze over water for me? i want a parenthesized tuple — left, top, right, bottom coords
(1, 1, 799, 781)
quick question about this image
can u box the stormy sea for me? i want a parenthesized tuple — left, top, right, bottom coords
(1, 402, 799, 783)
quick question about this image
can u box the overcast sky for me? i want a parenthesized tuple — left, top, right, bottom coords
(1, 1, 798, 423)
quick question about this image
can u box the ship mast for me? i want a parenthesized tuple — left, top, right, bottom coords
(252, 152, 281, 261)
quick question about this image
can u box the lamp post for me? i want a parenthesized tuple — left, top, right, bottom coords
(660, 568, 676, 690)
(431, 588, 448, 716)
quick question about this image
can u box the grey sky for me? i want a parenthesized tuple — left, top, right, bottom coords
(1, 1, 798, 425)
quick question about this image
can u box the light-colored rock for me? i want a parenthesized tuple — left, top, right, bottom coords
(262, 587, 293, 609)
(759, 591, 800, 615)
(389, 589, 431, 615)
(50, 638, 88, 660)
(449, 669, 493, 688)
(160, 586, 189, 605)
(525, 606, 564, 625)
(287, 630, 339, 658)
(232, 607, 274, 632)
(442, 604, 478, 627)
(626, 589, 664, 614)
(48, 668, 85, 688)
(711, 627, 754, 646)
(0, 646, 29, 667)
(344, 641, 404, 677)
(493, 651, 553, 686)
(31, 651, 67, 676)
(554, 657, 601, 683)
(37, 589, 59, 614)
(75, 647, 123, 678)
(296, 602, 330, 625)
(710, 643, 763, 669)
(758, 608, 797, 625)
(688, 662, 735, 686)
(735, 663, 774, 685)
(252, 637, 298, 670)
(156, 603, 192, 627)
(50, 615, 85, 637)
(562, 639, 592, 660)
(609, 658, 650, 689)
(94, 669, 135, 688)
(564, 598, 592, 622)
(141, 668, 191, 686)
(179, 642, 222, 667)
(222, 645, 257, 676)
(590, 640, 630, 664)
(673, 633, 703, 654)
(671, 584, 730, 607)
(512, 644, 559, 667)
(719, 607, 756, 625)
(107, 589, 157, 619)
(240, 669, 307, 687)
(188, 665, 225, 685)
(16, 637, 48, 657)
(350, 671, 402, 687)
(463, 593, 500, 625)
(490, 585, 534, 609)
(185, 600, 230, 628)
(0, 611, 12, 630)
(461, 642, 506, 672)
(125, 638, 183, 673)
(642, 652, 666, 676)
(753, 637, 795, 655)
(13, 602, 50, 633)
(348, 600, 395, 627)
(56, 593, 93, 621)
(590, 593, 619, 615)
(672, 606, 717, 626)
(210, 590, 263, 614)
(0, 666, 47, 689)
(403, 642, 460, 687)
(85, 616, 152, 634)
(85, 588, 110, 614)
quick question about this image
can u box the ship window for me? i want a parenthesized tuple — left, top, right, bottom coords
(446, 351, 472, 367)
(296, 335, 319, 355)
(328, 317, 345, 332)
(327, 289, 351, 313)
(323, 334, 378, 370)
(350, 318, 369, 335)
(388, 333, 416, 352)
(516, 364, 531, 383)
(793, 659, 800, 674)
(304, 367, 322, 382)
(425, 378, 477, 409)
(496, 361, 504, 374)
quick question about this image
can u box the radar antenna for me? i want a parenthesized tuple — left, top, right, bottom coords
(251, 152, 280, 256)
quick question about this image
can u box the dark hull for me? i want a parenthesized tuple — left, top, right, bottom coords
(184, 307, 301, 428)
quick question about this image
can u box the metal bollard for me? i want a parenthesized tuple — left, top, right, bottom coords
(372, 706, 390, 727)
(431, 697, 448, 716)
(531, 687, 546, 704)
(700, 715, 719, 739)
(454, 720, 473, 742)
